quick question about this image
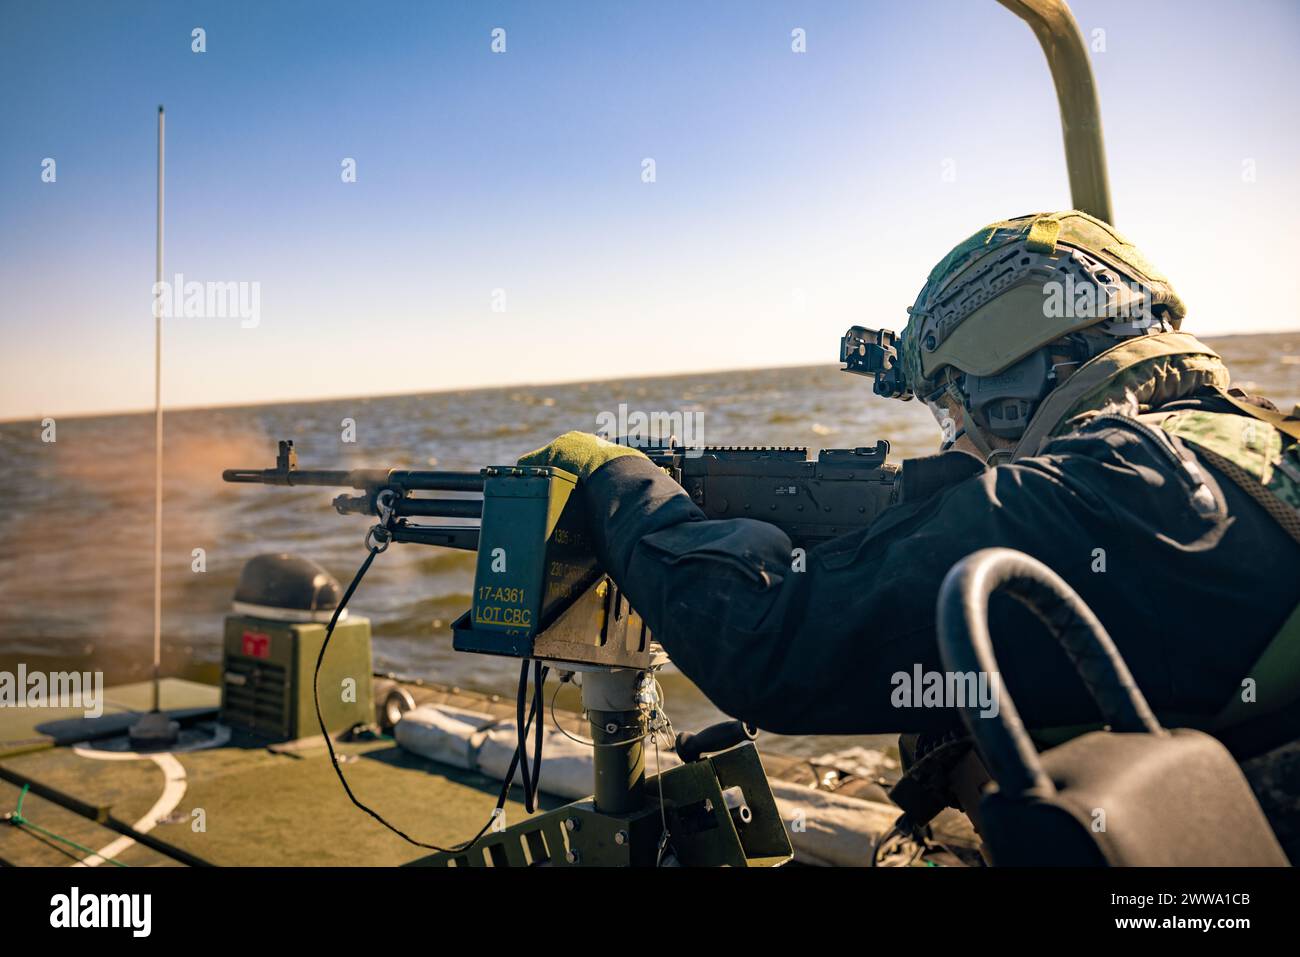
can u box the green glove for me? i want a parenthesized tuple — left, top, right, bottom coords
(516, 431, 646, 482)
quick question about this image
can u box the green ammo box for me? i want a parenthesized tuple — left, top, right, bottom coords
(455, 465, 600, 658)
(221, 554, 373, 741)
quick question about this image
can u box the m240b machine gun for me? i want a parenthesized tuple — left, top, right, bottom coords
(223, 437, 899, 866)
(224, 439, 899, 662)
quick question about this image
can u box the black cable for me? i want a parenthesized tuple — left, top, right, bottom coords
(514, 659, 550, 814)
(520, 663, 545, 807)
(516, 660, 533, 812)
(528, 660, 547, 811)
(313, 546, 543, 855)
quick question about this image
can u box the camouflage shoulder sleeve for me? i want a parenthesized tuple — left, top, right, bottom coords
(1148, 409, 1300, 516)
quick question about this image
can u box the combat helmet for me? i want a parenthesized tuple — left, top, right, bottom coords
(843, 210, 1186, 446)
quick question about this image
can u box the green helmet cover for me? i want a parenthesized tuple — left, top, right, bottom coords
(898, 210, 1186, 402)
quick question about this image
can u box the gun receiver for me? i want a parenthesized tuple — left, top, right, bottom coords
(641, 441, 899, 549)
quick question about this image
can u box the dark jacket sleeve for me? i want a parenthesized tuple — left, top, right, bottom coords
(581, 422, 1298, 736)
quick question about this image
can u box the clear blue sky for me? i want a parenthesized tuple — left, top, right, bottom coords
(2, 0, 1298, 419)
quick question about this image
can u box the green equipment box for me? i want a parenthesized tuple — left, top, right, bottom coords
(453, 465, 660, 669)
(221, 614, 374, 741)
(454, 465, 609, 659)
(466, 466, 598, 639)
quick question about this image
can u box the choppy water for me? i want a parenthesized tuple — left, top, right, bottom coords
(1, 333, 1296, 756)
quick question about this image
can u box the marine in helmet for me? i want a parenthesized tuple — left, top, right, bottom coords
(521, 211, 1300, 857)
(873, 210, 1190, 463)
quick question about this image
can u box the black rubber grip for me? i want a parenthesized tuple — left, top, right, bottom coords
(675, 720, 758, 763)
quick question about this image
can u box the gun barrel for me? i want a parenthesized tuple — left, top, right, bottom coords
(221, 467, 379, 487)
(223, 442, 487, 553)
(386, 470, 485, 493)
(221, 466, 484, 493)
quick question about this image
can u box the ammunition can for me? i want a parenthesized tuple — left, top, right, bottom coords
(462, 465, 599, 656)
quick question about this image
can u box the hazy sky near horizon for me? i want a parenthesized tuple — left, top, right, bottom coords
(2, 0, 1299, 419)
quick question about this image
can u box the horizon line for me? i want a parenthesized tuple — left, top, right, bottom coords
(1, 356, 833, 425)
(4, 327, 1296, 426)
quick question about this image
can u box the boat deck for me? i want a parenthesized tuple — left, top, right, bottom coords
(0, 679, 571, 866)
(2, 677, 901, 867)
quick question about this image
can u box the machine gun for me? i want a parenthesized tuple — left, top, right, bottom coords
(225, 439, 898, 662)
(222, 437, 899, 866)
(225, 438, 899, 549)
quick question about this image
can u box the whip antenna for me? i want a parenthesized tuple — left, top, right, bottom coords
(130, 105, 179, 748)
(154, 103, 163, 708)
